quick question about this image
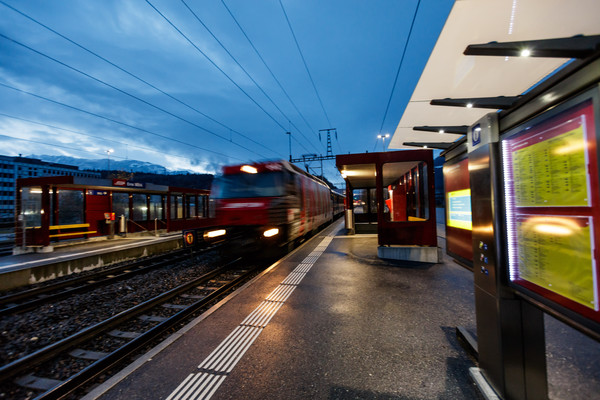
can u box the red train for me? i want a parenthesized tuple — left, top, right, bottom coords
(204, 160, 343, 252)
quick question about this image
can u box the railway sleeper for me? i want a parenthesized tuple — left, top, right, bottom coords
(69, 348, 109, 361)
(162, 303, 188, 310)
(15, 374, 63, 391)
(108, 329, 141, 339)
(138, 315, 168, 322)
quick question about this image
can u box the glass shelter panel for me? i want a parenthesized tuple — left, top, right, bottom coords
(132, 194, 147, 221)
(149, 195, 163, 220)
(21, 186, 42, 227)
(57, 189, 84, 225)
(112, 192, 129, 219)
(186, 195, 196, 218)
(382, 162, 429, 222)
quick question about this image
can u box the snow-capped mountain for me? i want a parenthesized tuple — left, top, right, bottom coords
(29, 155, 191, 174)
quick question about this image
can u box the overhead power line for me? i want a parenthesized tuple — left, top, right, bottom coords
(146, 0, 314, 156)
(220, 0, 322, 148)
(0, 33, 270, 160)
(378, 0, 421, 136)
(0, 82, 240, 160)
(277, 0, 332, 129)
(181, 0, 321, 155)
(0, 0, 279, 158)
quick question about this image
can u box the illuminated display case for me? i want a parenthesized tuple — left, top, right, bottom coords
(443, 157, 473, 266)
(501, 86, 600, 331)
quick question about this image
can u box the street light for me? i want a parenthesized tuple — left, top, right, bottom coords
(106, 149, 114, 171)
(377, 133, 390, 151)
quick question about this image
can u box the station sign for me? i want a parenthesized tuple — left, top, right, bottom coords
(112, 179, 145, 188)
(501, 89, 600, 329)
(182, 229, 197, 247)
(87, 190, 108, 196)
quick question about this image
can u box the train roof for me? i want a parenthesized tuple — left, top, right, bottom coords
(221, 160, 331, 188)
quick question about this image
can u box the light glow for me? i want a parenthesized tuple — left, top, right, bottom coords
(520, 49, 531, 57)
(204, 229, 226, 238)
(263, 228, 279, 237)
(466, 103, 473, 108)
(240, 165, 258, 174)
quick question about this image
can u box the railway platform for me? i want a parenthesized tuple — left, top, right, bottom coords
(85, 219, 478, 399)
(0, 233, 183, 291)
(79, 218, 600, 400)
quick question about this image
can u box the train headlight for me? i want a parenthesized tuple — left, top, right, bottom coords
(263, 228, 279, 238)
(204, 229, 226, 239)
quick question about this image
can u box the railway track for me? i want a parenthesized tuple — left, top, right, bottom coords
(0, 257, 261, 399)
(0, 246, 218, 317)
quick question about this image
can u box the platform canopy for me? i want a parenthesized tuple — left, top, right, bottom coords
(389, 0, 600, 150)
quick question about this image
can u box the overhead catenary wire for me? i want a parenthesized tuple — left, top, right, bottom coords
(377, 0, 421, 137)
(0, 32, 271, 160)
(220, 0, 322, 150)
(278, 0, 343, 154)
(181, 0, 321, 155)
(0, 0, 279, 158)
(145, 0, 312, 156)
(0, 82, 241, 161)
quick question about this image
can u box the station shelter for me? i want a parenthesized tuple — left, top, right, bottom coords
(15, 175, 211, 250)
(336, 149, 439, 262)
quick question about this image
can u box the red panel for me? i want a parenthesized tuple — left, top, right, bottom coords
(86, 191, 111, 236)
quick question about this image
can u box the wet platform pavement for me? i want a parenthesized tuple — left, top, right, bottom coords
(88, 220, 483, 399)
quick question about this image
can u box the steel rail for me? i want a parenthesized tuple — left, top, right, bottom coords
(0, 246, 218, 317)
(37, 260, 253, 399)
(0, 257, 242, 384)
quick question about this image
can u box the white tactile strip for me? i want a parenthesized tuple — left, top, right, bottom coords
(166, 233, 334, 400)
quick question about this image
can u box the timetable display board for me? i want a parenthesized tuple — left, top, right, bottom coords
(443, 157, 473, 264)
(502, 93, 600, 326)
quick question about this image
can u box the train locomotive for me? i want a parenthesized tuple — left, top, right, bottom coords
(204, 160, 343, 253)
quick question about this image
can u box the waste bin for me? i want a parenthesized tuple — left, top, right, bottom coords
(345, 209, 355, 235)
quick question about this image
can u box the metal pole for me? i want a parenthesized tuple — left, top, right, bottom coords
(155, 218, 158, 237)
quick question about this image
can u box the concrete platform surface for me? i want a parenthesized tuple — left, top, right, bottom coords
(89, 221, 482, 400)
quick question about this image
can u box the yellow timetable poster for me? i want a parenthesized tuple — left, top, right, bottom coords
(516, 216, 597, 310)
(512, 125, 589, 207)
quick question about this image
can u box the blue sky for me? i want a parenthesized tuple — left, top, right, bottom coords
(0, 0, 453, 185)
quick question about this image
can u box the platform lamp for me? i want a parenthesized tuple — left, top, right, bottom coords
(377, 133, 390, 152)
(106, 149, 114, 171)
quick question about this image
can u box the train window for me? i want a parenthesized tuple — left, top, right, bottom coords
(382, 161, 429, 222)
(212, 172, 285, 198)
(113, 192, 130, 219)
(149, 194, 163, 220)
(57, 189, 84, 225)
(132, 194, 147, 221)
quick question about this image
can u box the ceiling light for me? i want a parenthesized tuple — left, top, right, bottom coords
(438, 129, 444, 134)
(466, 103, 473, 108)
(520, 48, 531, 57)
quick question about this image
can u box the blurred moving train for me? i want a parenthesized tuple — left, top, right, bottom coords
(204, 160, 344, 252)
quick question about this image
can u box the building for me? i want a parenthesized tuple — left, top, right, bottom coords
(0, 155, 100, 224)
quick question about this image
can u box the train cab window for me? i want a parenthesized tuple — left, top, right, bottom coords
(212, 172, 285, 198)
(57, 189, 84, 225)
(382, 161, 429, 222)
